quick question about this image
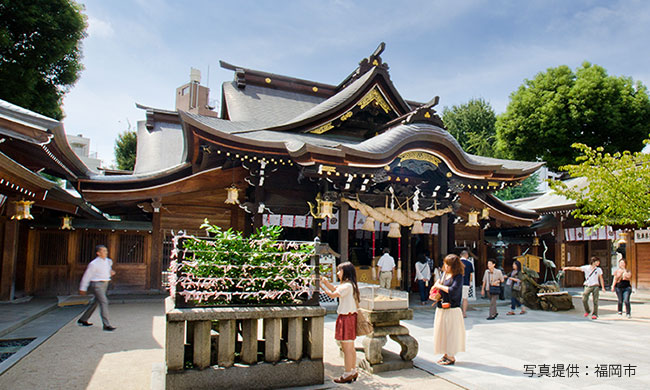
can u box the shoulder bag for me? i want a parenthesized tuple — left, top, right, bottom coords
(488, 272, 501, 295)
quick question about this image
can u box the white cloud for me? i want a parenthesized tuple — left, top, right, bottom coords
(87, 16, 114, 38)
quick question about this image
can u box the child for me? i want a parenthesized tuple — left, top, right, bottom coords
(320, 262, 360, 383)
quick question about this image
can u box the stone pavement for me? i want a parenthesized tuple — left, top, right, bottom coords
(0, 294, 648, 389)
(380, 294, 650, 390)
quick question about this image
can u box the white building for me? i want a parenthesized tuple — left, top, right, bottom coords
(66, 133, 103, 173)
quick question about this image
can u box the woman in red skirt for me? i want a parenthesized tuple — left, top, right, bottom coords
(321, 262, 360, 384)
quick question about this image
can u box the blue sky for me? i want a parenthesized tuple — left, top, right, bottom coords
(61, 0, 650, 165)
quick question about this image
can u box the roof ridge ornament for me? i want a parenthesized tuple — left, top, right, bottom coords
(402, 96, 444, 127)
(338, 42, 390, 89)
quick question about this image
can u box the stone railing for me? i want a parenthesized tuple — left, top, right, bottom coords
(164, 297, 326, 389)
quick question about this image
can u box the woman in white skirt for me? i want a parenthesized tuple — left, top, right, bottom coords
(432, 254, 466, 365)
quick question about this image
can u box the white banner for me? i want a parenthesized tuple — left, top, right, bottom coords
(634, 229, 650, 243)
(261, 212, 438, 235)
(564, 226, 614, 242)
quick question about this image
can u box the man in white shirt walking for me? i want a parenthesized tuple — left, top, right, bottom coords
(376, 248, 396, 289)
(563, 256, 606, 320)
(78, 245, 116, 331)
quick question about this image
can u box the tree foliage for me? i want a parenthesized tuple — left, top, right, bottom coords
(549, 140, 650, 227)
(496, 62, 650, 170)
(114, 130, 137, 171)
(0, 0, 87, 120)
(442, 98, 497, 157)
(494, 172, 540, 201)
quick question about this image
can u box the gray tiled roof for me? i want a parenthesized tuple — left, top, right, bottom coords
(133, 120, 186, 174)
(280, 70, 376, 126)
(348, 123, 543, 172)
(184, 111, 358, 151)
(516, 177, 585, 211)
(0, 98, 60, 129)
(223, 82, 325, 124)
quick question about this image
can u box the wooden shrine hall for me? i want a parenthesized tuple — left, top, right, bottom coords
(76, 43, 541, 294)
(2, 44, 542, 297)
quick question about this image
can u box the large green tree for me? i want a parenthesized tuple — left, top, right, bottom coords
(496, 62, 650, 170)
(442, 98, 497, 157)
(0, 0, 87, 119)
(549, 140, 650, 227)
(114, 130, 137, 171)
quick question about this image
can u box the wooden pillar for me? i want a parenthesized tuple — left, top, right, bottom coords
(404, 227, 411, 291)
(439, 215, 448, 259)
(555, 217, 565, 269)
(150, 206, 163, 291)
(66, 230, 79, 295)
(1, 217, 19, 301)
(253, 185, 264, 231)
(448, 216, 456, 254)
(339, 202, 349, 262)
(478, 226, 487, 265)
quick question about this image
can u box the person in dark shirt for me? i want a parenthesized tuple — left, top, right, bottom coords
(460, 250, 474, 318)
(432, 254, 466, 365)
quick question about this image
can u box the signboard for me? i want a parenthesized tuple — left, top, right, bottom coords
(514, 253, 541, 273)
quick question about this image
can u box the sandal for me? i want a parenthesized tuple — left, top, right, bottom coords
(520, 310, 526, 315)
(506, 311, 515, 315)
(439, 358, 455, 365)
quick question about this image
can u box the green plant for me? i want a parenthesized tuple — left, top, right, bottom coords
(170, 220, 315, 306)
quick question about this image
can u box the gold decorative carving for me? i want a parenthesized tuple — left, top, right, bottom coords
(372, 59, 379, 66)
(424, 112, 431, 118)
(488, 181, 499, 187)
(358, 87, 391, 113)
(265, 78, 272, 83)
(321, 165, 336, 173)
(309, 122, 334, 134)
(312, 86, 318, 92)
(446, 172, 453, 178)
(340, 111, 353, 121)
(398, 151, 441, 166)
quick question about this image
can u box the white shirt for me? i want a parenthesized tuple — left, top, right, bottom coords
(377, 253, 396, 272)
(80, 257, 114, 291)
(580, 264, 603, 287)
(335, 283, 357, 315)
(415, 262, 431, 281)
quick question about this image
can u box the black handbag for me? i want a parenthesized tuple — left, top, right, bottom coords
(488, 272, 501, 295)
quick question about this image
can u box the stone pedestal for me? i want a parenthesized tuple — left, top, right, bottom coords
(357, 308, 418, 374)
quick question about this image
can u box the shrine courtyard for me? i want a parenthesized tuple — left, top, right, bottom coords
(0, 291, 648, 390)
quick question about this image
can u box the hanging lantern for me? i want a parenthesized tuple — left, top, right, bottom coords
(465, 210, 480, 227)
(361, 216, 376, 231)
(12, 199, 34, 220)
(225, 185, 239, 204)
(320, 199, 334, 219)
(411, 220, 424, 234)
(61, 215, 73, 230)
(388, 222, 401, 238)
(308, 193, 335, 219)
(481, 207, 490, 220)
